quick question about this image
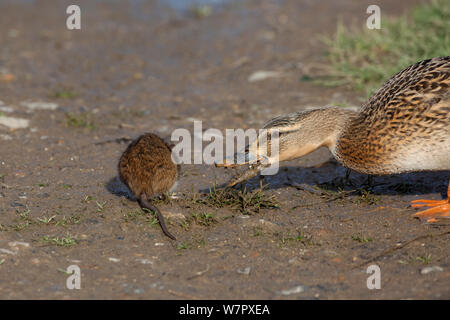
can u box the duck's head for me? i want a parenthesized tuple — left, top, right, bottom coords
(216, 107, 355, 168)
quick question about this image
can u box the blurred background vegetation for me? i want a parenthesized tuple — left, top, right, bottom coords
(321, 0, 449, 97)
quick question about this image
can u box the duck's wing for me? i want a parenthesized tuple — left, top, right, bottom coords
(337, 57, 449, 174)
(360, 56, 450, 121)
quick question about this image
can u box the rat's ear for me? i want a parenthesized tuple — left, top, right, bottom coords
(161, 135, 176, 149)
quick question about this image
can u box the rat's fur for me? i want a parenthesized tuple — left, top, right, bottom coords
(119, 133, 178, 240)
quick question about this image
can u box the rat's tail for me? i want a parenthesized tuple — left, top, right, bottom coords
(139, 194, 176, 240)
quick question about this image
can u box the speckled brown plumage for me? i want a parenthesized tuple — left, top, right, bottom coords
(335, 56, 450, 174)
(119, 133, 178, 239)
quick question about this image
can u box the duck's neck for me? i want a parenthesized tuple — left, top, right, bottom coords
(321, 107, 358, 154)
(278, 107, 358, 163)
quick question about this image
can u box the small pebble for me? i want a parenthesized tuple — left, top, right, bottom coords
(69, 259, 81, 263)
(10, 201, 25, 207)
(237, 267, 251, 275)
(0, 116, 29, 129)
(278, 285, 306, 296)
(136, 258, 153, 265)
(421, 266, 443, 275)
(0, 134, 12, 141)
(0, 248, 17, 255)
(21, 101, 59, 111)
(248, 70, 282, 82)
(0, 106, 14, 113)
(8, 241, 30, 248)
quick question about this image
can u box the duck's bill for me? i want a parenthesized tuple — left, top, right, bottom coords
(215, 150, 260, 168)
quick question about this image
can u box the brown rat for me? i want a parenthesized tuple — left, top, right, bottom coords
(118, 133, 178, 240)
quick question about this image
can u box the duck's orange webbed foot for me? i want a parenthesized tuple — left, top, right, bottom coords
(411, 181, 450, 223)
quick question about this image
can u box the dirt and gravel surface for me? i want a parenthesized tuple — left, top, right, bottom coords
(0, 0, 448, 299)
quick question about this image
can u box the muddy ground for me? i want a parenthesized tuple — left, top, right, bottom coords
(0, 0, 448, 299)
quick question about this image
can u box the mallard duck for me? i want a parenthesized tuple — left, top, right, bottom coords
(217, 56, 450, 222)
